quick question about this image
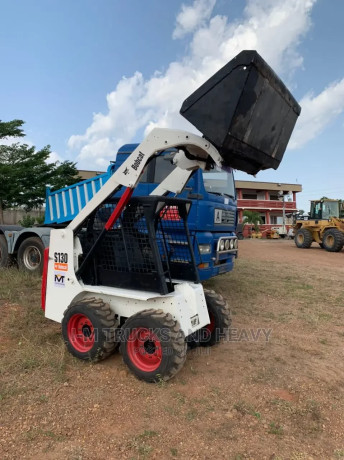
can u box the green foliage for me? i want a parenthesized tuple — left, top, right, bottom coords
(0, 119, 81, 223)
(18, 215, 36, 228)
(35, 215, 45, 225)
(243, 210, 263, 232)
(0, 119, 25, 139)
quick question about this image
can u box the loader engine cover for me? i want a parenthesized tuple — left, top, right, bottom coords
(180, 50, 301, 175)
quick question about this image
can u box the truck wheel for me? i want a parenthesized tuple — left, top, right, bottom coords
(17, 237, 44, 274)
(0, 235, 9, 268)
(322, 229, 344, 252)
(195, 290, 231, 347)
(62, 298, 117, 361)
(120, 309, 187, 383)
(294, 228, 313, 248)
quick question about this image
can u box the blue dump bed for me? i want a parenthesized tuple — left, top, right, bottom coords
(44, 165, 115, 225)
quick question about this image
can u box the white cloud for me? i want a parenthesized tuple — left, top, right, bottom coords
(68, 0, 319, 168)
(47, 151, 63, 164)
(173, 0, 216, 39)
(289, 78, 344, 149)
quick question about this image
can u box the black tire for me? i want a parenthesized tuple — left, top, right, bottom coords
(319, 243, 324, 249)
(17, 237, 45, 274)
(0, 235, 9, 268)
(294, 228, 313, 248)
(120, 309, 187, 383)
(62, 297, 118, 361)
(194, 290, 231, 347)
(322, 228, 344, 252)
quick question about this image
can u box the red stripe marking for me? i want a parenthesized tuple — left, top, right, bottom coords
(104, 187, 134, 231)
(41, 247, 49, 311)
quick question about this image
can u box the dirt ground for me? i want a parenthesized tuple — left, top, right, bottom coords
(0, 239, 343, 460)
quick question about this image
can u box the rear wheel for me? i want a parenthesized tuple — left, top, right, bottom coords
(322, 228, 344, 252)
(192, 290, 231, 347)
(294, 228, 313, 248)
(62, 298, 117, 361)
(0, 235, 9, 268)
(120, 309, 187, 383)
(17, 237, 44, 274)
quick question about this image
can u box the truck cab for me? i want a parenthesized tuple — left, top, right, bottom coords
(113, 145, 238, 281)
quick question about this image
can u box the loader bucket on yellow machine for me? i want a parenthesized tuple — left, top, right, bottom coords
(180, 50, 301, 175)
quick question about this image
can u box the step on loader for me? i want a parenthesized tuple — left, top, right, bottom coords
(42, 50, 301, 382)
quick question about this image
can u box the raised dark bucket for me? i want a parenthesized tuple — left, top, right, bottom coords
(180, 50, 301, 175)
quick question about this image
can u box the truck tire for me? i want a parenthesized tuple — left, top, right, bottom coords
(62, 297, 117, 361)
(294, 228, 313, 248)
(192, 290, 231, 347)
(0, 235, 9, 268)
(322, 228, 344, 252)
(17, 237, 45, 275)
(120, 309, 187, 383)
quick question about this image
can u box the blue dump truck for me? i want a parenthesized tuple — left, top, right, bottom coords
(0, 50, 301, 280)
(0, 145, 238, 278)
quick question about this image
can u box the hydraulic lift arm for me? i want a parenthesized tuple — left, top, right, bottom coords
(68, 128, 222, 232)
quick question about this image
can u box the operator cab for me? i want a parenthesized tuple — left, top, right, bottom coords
(310, 199, 341, 220)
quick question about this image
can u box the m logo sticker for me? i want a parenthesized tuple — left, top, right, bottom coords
(54, 272, 66, 288)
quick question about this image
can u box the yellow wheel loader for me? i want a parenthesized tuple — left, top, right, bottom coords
(294, 199, 344, 252)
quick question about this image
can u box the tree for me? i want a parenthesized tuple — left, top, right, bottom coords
(0, 120, 81, 224)
(243, 210, 263, 233)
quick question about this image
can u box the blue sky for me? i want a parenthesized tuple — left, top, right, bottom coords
(1, 0, 344, 211)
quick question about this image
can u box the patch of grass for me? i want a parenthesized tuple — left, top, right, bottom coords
(173, 391, 186, 405)
(170, 447, 178, 457)
(251, 366, 277, 384)
(137, 430, 158, 440)
(319, 338, 328, 345)
(186, 409, 198, 421)
(233, 401, 260, 419)
(317, 312, 333, 322)
(26, 428, 66, 442)
(155, 374, 167, 388)
(268, 422, 284, 435)
(128, 430, 158, 459)
(164, 405, 178, 416)
(334, 449, 344, 458)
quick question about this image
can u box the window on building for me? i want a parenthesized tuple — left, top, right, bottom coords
(270, 216, 283, 225)
(242, 193, 257, 199)
(269, 193, 279, 200)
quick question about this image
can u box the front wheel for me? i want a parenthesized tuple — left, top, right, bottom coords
(17, 237, 44, 274)
(120, 309, 187, 383)
(188, 290, 231, 347)
(294, 228, 313, 248)
(322, 228, 344, 252)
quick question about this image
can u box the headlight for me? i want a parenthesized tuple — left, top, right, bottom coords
(233, 238, 238, 249)
(219, 240, 225, 251)
(229, 239, 234, 249)
(224, 239, 230, 250)
(199, 244, 211, 254)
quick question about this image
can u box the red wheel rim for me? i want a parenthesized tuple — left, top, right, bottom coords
(204, 313, 216, 336)
(127, 328, 162, 372)
(67, 314, 95, 352)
